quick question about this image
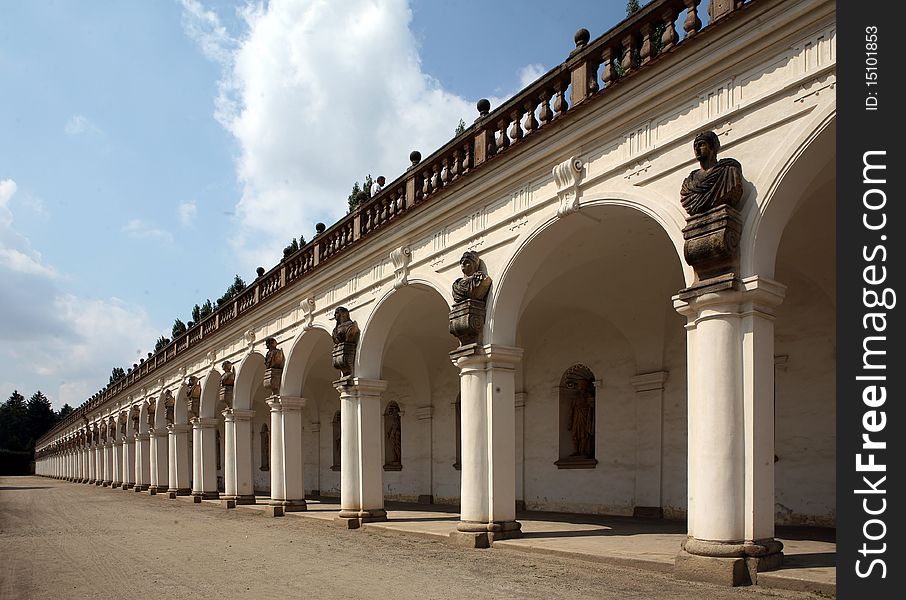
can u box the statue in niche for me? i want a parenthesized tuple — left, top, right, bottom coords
(260, 423, 270, 471)
(331, 307, 360, 378)
(568, 378, 595, 459)
(384, 403, 402, 470)
(679, 130, 743, 216)
(146, 402, 156, 428)
(131, 408, 140, 434)
(451, 251, 491, 302)
(264, 337, 285, 369)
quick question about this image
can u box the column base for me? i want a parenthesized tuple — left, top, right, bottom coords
(334, 508, 387, 528)
(134, 484, 149, 492)
(147, 486, 162, 495)
(266, 499, 307, 517)
(111, 481, 121, 489)
(102, 480, 112, 487)
(95, 480, 103, 486)
(192, 491, 220, 502)
(675, 538, 784, 586)
(122, 483, 134, 490)
(448, 520, 523, 548)
(167, 488, 191, 499)
(88, 479, 96, 485)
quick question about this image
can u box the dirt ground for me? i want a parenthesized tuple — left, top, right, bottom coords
(0, 476, 828, 600)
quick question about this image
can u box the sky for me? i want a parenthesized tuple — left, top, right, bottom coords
(1, 0, 630, 410)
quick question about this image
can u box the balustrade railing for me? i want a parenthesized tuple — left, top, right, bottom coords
(38, 0, 754, 447)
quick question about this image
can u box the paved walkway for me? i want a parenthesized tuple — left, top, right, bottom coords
(194, 495, 835, 595)
(1, 477, 834, 598)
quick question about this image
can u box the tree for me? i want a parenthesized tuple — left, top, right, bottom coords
(0, 391, 28, 451)
(454, 118, 466, 136)
(109, 367, 126, 384)
(172, 318, 187, 338)
(58, 404, 74, 420)
(154, 335, 171, 352)
(199, 299, 214, 320)
(26, 391, 57, 448)
(347, 174, 373, 212)
(216, 275, 247, 307)
(191, 303, 201, 323)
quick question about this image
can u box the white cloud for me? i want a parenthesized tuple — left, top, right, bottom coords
(122, 218, 174, 243)
(64, 114, 101, 136)
(180, 0, 505, 269)
(0, 180, 160, 410)
(518, 63, 547, 88)
(178, 200, 198, 226)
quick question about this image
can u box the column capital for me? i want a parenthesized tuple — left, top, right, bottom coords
(150, 429, 169, 439)
(277, 396, 306, 411)
(230, 408, 256, 420)
(194, 417, 219, 429)
(136, 432, 150, 441)
(415, 406, 433, 420)
(113, 439, 124, 447)
(451, 344, 523, 370)
(514, 392, 527, 409)
(333, 378, 388, 397)
(167, 423, 190, 433)
(630, 371, 669, 392)
(673, 276, 786, 320)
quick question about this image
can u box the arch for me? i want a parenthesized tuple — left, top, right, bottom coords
(138, 400, 150, 434)
(199, 368, 222, 419)
(153, 389, 168, 429)
(743, 106, 836, 277)
(489, 196, 688, 348)
(281, 325, 333, 398)
(234, 352, 265, 411)
(356, 282, 452, 380)
(172, 382, 189, 425)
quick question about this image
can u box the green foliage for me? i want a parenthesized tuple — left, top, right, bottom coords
(109, 367, 126, 384)
(347, 174, 374, 212)
(172, 318, 187, 339)
(1, 390, 66, 462)
(217, 274, 248, 306)
(58, 404, 74, 419)
(454, 118, 466, 136)
(199, 299, 214, 320)
(626, 0, 641, 15)
(191, 303, 201, 323)
(154, 335, 171, 352)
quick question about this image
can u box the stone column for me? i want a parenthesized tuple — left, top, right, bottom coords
(333, 379, 387, 527)
(94, 441, 103, 485)
(112, 439, 122, 488)
(673, 276, 785, 586)
(630, 371, 668, 518)
(266, 397, 307, 517)
(149, 430, 168, 494)
(221, 409, 255, 508)
(81, 444, 89, 483)
(103, 442, 114, 486)
(88, 440, 97, 484)
(134, 432, 150, 491)
(167, 423, 191, 497)
(449, 344, 523, 548)
(122, 434, 135, 490)
(190, 417, 219, 502)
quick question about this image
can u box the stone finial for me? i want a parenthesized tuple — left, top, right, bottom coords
(476, 98, 491, 117)
(331, 306, 360, 378)
(409, 151, 422, 167)
(574, 28, 590, 49)
(679, 130, 745, 290)
(256, 266, 265, 277)
(315, 222, 326, 236)
(449, 251, 491, 347)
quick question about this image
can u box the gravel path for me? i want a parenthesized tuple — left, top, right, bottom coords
(0, 476, 827, 600)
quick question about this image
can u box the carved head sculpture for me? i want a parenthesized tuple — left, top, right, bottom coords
(131, 406, 140, 431)
(186, 375, 201, 418)
(459, 251, 480, 276)
(164, 390, 175, 424)
(146, 400, 156, 426)
(120, 414, 127, 436)
(220, 360, 235, 386)
(693, 130, 720, 160)
(264, 337, 285, 369)
(333, 306, 351, 324)
(331, 307, 360, 346)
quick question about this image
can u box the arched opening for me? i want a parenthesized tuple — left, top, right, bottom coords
(493, 203, 686, 517)
(357, 283, 458, 504)
(768, 121, 836, 528)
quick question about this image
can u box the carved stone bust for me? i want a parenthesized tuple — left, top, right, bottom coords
(331, 307, 360, 345)
(186, 375, 201, 418)
(679, 131, 743, 216)
(220, 360, 235, 386)
(264, 337, 285, 370)
(452, 251, 491, 303)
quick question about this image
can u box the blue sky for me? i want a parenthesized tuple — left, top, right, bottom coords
(1, 0, 627, 409)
